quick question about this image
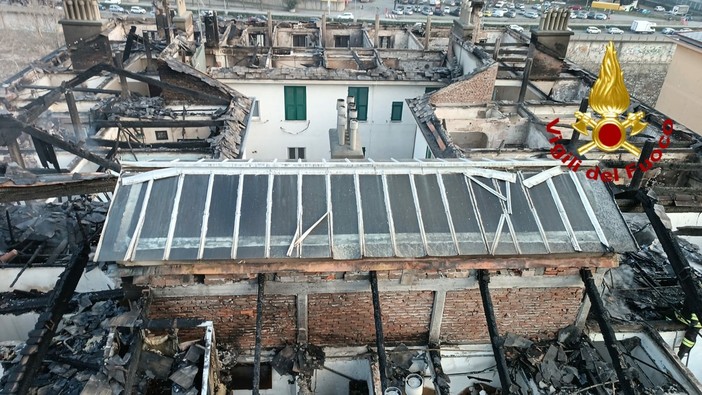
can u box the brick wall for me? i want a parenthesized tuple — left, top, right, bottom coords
(440, 287, 583, 344)
(429, 63, 498, 105)
(148, 295, 297, 350)
(308, 291, 434, 346)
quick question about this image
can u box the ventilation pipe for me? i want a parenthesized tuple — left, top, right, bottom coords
(405, 374, 424, 395)
(349, 119, 360, 152)
(337, 99, 347, 145)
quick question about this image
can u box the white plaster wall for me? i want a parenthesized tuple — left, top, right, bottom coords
(232, 370, 296, 395)
(312, 359, 373, 395)
(0, 314, 39, 342)
(0, 267, 115, 293)
(224, 81, 428, 160)
(667, 213, 702, 248)
(412, 125, 431, 159)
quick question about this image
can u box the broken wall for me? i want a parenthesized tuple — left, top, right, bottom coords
(565, 38, 676, 106)
(323, 28, 365, 48)
(429, 63, 498, 105)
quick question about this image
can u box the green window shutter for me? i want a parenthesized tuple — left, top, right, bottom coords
(391, 101, 403, 121)
(348, 87, 369, 121)
(284, 86, 306, 120)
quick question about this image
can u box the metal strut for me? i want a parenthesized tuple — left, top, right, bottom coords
(370, 271, 389, 392)
(477, 270, 513, 394)
(253, 273, 265, 395)
(580, 268, 637, 395)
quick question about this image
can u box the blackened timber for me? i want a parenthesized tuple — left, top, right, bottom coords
(93, 119, 224, 128)
(629, 141, 655, 190)
(1, 243, 91, 395)
(477, 270, 512, 394)
(635, 190, 702, 332)
(141, 318, 206, 329)
(580, 268, 637, 395)
(370, 271, 389, 392)
(17, 85, 122, 95)
(428, 346, 451, 395)
(19, 123, 121, 172)
(253, 273, 265, 395)
(90, 138, 211, 150)
(0, 176, 117, 203)
(566, 99, 588, 152)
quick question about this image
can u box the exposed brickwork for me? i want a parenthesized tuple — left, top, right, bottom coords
(148, 295, 296, 350)
(429, 63, 498, 105)
(440, 287, 583, 344)
(308, 291, 434, 346)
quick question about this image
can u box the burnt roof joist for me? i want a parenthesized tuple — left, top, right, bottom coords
(477, 270, 513, 394)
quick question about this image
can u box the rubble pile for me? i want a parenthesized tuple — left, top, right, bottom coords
(270, 343, 325, 392)
(0, 299, 127, 394)
(504, 327, 685, 394)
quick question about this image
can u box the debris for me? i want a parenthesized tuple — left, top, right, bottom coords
(169, 364, 198, 389)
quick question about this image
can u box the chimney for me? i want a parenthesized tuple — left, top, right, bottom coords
(337, 99, 347, 145)
(451, 0, 484, 43)
(204, 11, 220, 48)
(528, 8, 573, 79)
(173, 0, 194, 40)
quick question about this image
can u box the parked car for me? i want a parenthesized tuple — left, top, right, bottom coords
(392, 7, 404, 14)
(586, 26, 602, 34)
(576, 11, 588, 19)
(587, 11, 597, 18)
(654, 6, 666, 12)
(607, 27, 624, 34)
(594, 13, 608, 20)
(108, 4, 125, 12)
(482, 9, 492, 16)
(508, 24, 524, 32)
(421, 7, 433, 15)
(640, 9, 651, 14)
(523, 11, 538, 18)
(443, 6, 450, 13)
(129, 6, 146, 14)
(516, 3, 525, 9)
(104, 0, 121, 4)
(493, 8, 506, 17)
(335, 12, 354, 20)
(661, 27, 677, 34)
(505, 10, 517, 17)
(449, 8, 460, 16)
(678, 27, 693, 33)
(433, 8, 445, 15)
(569, 12, 577, 18)
(404, 6, 414, 14)
(248, 14, 267, 23)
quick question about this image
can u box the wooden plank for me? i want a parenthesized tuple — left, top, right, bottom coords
(117, 254, 619, 276)
(0, 177, 117, 203)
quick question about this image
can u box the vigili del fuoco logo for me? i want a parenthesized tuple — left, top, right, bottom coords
(545, 41, 674, 182)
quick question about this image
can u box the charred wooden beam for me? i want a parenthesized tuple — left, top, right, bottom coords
(90, 138, 211, 150)
(0, 289, 126, 316)
(629, 141, 655, 190)
(1, 243, 91, 395)
(17, 85, 122, 95)
(477, 270, 512, 394)
(92, 119, 224, 128)
(370, 271, 389, 392)
(428, 346, 451, 395)
(580, 268, 637, 395)
(141, 318, 207, 329)
(0, 176, 117, 203)
(18, 122, 121, 172)
(253, 273, 265, 395)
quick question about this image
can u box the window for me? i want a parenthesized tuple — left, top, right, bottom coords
(379, 36, 392, 48)
(425, 87, 440, 94)
(251, 33, 265, 46)
(155, 130, 168, 140)
(390, 101, 403, 121)
(284, 86, 306, 120)
(288, 147, 306, 160)
(348, 87, 369, 121)
(251, 100, 260, 119)
(293, 34, 306, 47)
(334, 35, 350, 48)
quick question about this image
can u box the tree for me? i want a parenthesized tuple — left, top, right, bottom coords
(286, 0, 298, 11)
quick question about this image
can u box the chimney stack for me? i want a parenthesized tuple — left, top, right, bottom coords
(528, 7, 574, 79)
(349, 119, 360, 152)
(330, 97, 364, 159)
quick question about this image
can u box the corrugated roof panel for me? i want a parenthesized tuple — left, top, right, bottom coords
(168, 174, 209, 260)
(359, 175, 393, 258)
(331, 175, 361, 260)
(300, 175, 330, 258)
(270, 175, 298, 258)
(441, 173, 489, 256)
(387, 174, 425, 258)
(133, 177, 179, 261)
